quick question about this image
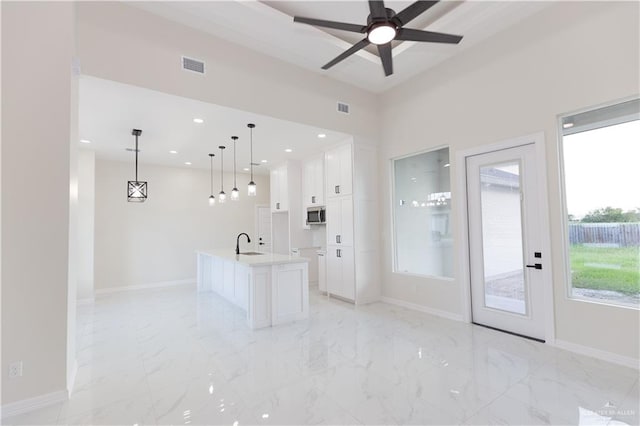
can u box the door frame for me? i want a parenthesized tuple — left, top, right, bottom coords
(455, 132, 556, 343)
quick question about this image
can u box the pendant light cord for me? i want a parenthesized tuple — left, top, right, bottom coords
(210, 155, 214, 195)
(249, 126, 254, 181)
(233, 137, 237, 188)
(134, 133, 139, 181)
(219, 147, 224, 191)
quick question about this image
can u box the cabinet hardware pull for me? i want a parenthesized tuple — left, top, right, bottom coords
(335, 185, 340, 194)
(312, 195, 316, 204)
(337, 249, 341, 258)
(276, 202, 280, 210)
(337, 235, 341, 244)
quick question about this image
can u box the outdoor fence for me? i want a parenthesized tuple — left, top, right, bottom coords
(569, 223, 640, 247)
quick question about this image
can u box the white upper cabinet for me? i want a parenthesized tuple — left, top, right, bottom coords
(326, 144, 352, 198)
(302, 156, 325, 207)
(270, 165, 289, 212)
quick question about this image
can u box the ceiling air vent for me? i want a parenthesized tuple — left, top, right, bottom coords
(337, 102, 350, 115)
(182, 56, 205, 74)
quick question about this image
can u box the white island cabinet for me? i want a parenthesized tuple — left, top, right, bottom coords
(196, 250, 309, 329)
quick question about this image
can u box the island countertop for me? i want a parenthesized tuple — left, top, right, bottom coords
(196, 249, 310, 267)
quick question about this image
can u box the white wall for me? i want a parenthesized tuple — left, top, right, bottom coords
(75, 2, 380, 144)
(77, 150, 95, 301)
(1, 2, 75, 406)
(94, 160, 269, 290)
(379, 2, 639, 361)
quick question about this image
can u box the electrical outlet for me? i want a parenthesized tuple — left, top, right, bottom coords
(9, 361, 23, 378)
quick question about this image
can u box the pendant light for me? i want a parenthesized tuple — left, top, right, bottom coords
(208, 153, 216, 206)
(127, 128, 147, 202)
(247, 123, 257, 196)
(231, 136, 239, 201)
(218, 145, 226, 203)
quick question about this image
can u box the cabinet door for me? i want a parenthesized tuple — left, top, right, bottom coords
(235, 264, 249, 310)
(326, 247, 342, 296)
(326, 149, 340, 198)
(223, 260, 235, 300)
(338, 144, 353, 196)
(339, 247, 355, 301)
(340, 197, 354, 246)
(314, 157, 325, 205)
(270, 168, 279, 212)
(326, 198, 341, 245)
(278, 165, 289, 211)
(318, 253, 327, 292)
(302, 160, 314, 207)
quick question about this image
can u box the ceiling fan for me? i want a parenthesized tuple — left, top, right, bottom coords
(293, 0, 463, 77)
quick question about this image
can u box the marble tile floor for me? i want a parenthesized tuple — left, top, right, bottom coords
(4, 285, 639, 425)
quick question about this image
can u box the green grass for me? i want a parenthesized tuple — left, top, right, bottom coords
(570, 245, 640, 295)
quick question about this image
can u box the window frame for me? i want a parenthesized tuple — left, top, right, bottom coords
(557, 96, 640, 310)
(390, 145, 454, 281)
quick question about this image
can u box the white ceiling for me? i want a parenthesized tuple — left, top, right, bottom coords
(79, 76, 350, 173)
(129, 1, 550, 93)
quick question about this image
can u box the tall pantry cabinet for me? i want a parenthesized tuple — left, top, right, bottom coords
(325, 142, 379, 304)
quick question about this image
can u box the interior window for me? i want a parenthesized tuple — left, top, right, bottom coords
(393, 147, 453, 278)
(560, 99, 640, 308)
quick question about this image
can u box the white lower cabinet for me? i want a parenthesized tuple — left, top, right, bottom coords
(318, 251, 326, 292)
(327, 245, 355, 301)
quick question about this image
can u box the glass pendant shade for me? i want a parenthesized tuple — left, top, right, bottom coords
(248, 181, 257, 196)
(208, 195, 215, 206)
(127, 129, 147, 202)
(247, 123, 257, 196)
(218, 191, 226, 203)
(231, 188, 239, 200)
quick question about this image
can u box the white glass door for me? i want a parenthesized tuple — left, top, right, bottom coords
(466, 144, 546, 340)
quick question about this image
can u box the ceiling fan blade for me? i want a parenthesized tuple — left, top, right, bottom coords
(377, 43, 393, 76)
(293, 16, 367, 33)
(395, 28, 463, 44)
(322, 38, 371, 70)
(368, 0, 387, 19)
(393, 1, 438, 26)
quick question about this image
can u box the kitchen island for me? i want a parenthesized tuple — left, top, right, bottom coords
(196, 249, 309, 329)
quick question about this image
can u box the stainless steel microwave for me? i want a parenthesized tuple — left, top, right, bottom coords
(306, 206, 326, 225)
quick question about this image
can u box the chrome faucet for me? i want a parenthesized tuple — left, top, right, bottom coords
(236, 233, 251, 255)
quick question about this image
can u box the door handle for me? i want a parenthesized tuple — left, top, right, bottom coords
(526, 263, 542, 270)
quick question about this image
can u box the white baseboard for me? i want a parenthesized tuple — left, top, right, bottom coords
(1, 390, 67, 419)
(551, 339, 640, 370)
(95, 279, 196, 295)
(380, 296, 464, 322)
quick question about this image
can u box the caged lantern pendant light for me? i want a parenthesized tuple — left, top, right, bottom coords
(208, 153, 216, 206)
(230, 136, 240, 201)
(218, 145, 227, 203)
(247, 123, 257, 196)
(127, 129, 147, 202)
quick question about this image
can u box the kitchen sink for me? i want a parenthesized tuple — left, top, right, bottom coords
(239, 252, 264, 256)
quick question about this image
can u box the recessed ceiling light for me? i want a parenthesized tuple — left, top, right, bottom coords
(243, 167, 250, 171)
(185, 161, 192, 165)
(193, 118, 204, 124)
(169, 150, 178, 154)
(80, 139, 91, 144)
(317, 133, 326, 138)
(284, 148, 293, 153)
(261, 160, 268, 163)
(443, 163, 450, 168)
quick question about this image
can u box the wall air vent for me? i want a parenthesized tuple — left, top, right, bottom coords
(182, 56, 205, 74)
(337, 102, 350, 114)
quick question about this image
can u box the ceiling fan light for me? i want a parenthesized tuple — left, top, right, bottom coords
(368, 24, 396, 45)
